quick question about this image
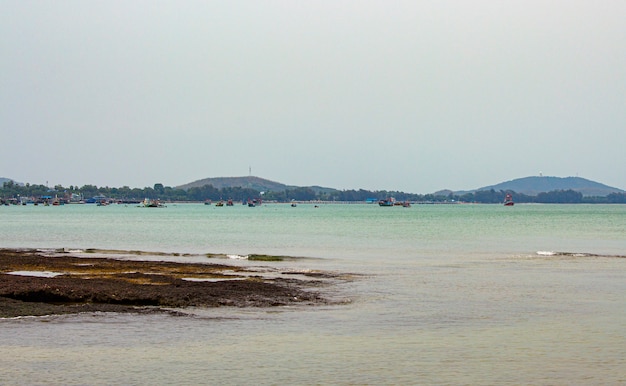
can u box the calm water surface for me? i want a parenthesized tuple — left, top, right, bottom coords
(1, 203, 625, 384)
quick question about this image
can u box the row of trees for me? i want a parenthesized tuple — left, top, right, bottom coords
(2, 180, 626, 204)
(455, 189, 626, 204)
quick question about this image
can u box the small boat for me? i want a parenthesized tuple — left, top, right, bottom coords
(378, 198, 395, 207)
(247, 198, 262, 207)
(86, 195, 108, 204)
(140, 198, 165, 208)
(215, 200, 224, 207)
(226, 199, 234, 206)
(503, 193, 514, 206)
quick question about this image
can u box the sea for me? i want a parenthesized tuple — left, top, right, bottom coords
(1, 202, 625, 385)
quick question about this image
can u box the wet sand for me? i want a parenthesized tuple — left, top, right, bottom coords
(0, 248, 334, 318)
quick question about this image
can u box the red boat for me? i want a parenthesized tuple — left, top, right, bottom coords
(503, 193, 514, 206)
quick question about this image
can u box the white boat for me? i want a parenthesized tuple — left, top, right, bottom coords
(140, 198, 165, 208)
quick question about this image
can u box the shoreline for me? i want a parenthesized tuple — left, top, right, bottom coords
(0, 248, 343, 318)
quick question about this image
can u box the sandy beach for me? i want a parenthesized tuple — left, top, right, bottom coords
(0, 248, 333, 318)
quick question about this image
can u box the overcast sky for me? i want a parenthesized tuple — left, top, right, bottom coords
(1, 1, 624, 193)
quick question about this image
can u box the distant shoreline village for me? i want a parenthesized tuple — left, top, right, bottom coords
(1, 175, 625, 205)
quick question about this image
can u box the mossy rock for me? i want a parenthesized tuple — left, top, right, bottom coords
(247, 254, 284, 261)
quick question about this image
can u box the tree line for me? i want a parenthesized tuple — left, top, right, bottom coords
(2, 180, 626, 204)
(454, 189, 626, 204)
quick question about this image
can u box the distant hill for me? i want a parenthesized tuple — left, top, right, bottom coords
(0, 177, 17, 186)
(177, 176, 288, 192)
(473, 176, 623, 197)
(179, 175, 623, 197)
(177, 176, 338, 195)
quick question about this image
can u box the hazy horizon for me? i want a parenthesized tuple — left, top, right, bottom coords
(2, 1, 625, 193)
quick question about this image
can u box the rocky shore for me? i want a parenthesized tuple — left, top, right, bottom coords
(0, 248, 337, 318)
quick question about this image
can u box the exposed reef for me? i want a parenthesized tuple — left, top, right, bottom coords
(0, 248, 345, 318)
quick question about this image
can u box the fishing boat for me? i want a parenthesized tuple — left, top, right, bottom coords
(378, 198, 395, 206)
(247, 198, 262, 207)
(503, 193, 514, 206)
(140, 198, 165, 208)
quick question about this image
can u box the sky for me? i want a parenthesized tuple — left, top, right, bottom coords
(1, 1, 625, 193)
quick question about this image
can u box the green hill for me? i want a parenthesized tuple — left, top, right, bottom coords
(177, 176, 288, 192)
(476, 176, 623, 197)
(0, 177, 16, 186)
(177, 176, 338, 195)
(178, 175, 623, 197)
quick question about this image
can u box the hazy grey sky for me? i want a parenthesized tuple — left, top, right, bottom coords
(2, 1, 625, 193)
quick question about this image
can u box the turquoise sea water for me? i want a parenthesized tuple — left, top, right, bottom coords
(1, 203, 625, 384)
